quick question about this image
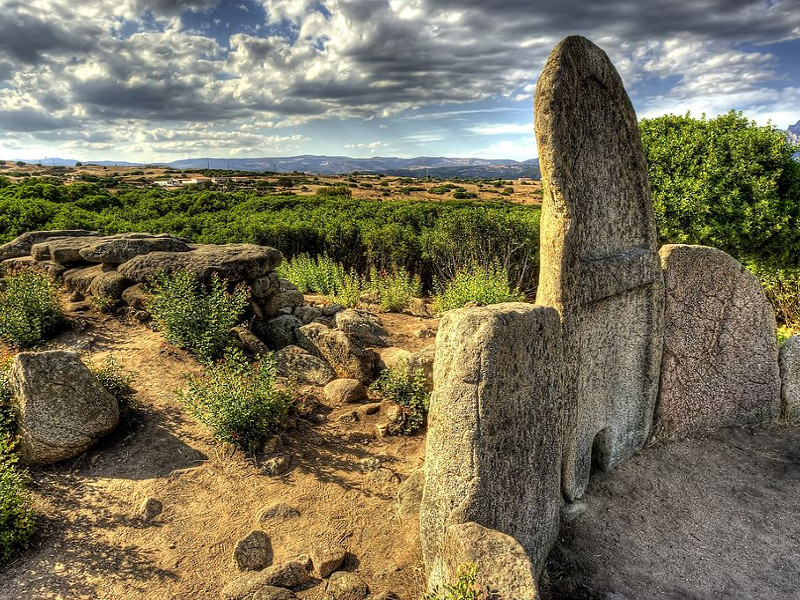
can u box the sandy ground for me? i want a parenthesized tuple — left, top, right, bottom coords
(542, 426, 800, 600)
(0, 306, 430, 600)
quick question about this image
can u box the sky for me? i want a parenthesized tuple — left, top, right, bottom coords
(0, 0, 799, 162)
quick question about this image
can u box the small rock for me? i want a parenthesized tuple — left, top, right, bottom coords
(560, 500, 587, 523)
(325, 571, 369, 600)
(294, 305, 323, 324)
(263, 290, 305, 319)
(334, 309, 390, 347)
(261, 315, 302, 350)
(385, 403, 404, 424)
(259, 503, 300, 523)
(323, 304, 344, 317)
(263, 455, 291, 476)
(337, 411, 359, 423)
(66, 300, 91, 312)
(274, 345, 336, 386)
(140, 497, 163, 521)
(221, 560, 311, 599)
(252, 272, 281, 300)
(413, 327, 435, 339)
(231, 326, 270, 355)
(68, 290, 85, 302)
(233, 530, 273, 571)
(359, 457, 382, 472)
(324, 379, 368, 404)
(311, 544, 347, 578)
(368, 467, 400, 494)
(405, 297, 430, 317)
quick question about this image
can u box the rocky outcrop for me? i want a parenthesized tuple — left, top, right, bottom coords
(656, 244, 780, 438)
(432, 522, 538, 599)
(535, 35, 665, 501)
(779, 335, 800, 422)
(420, 303, 563, 583)
(79, 233, 191, 264)
(10, 350, 120, 465)
(0, 230, 100, 261)
(118, 243, 282, 283)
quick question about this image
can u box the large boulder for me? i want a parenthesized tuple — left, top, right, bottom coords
(274, 346, 336, 386)
(260, 315, 302, 350)
(31, 236, 103, 264)
(63, 264, 105, 294)
(420, 303, 563, 581)
(79, 233, 191, 264)
(779, 335, 800, 422)
(118, 243, 282, 283)
(89, 270, 133, 301)
(432, 522, 538, 599)
(297, 323, 378, 384)
(0, 230, 99, 261)
(655, 244, 780, 438)
(534, 35, 665, 501)
(10, 351, 120, 465)
(334, 309, 390, 347)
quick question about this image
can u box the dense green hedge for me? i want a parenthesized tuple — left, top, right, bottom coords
(0, 181, 540, 292)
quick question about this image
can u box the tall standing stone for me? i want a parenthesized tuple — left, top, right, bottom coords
(419, 303, 562, 585)
(534, 35, 665, 501)
(656, 244, 780, 437)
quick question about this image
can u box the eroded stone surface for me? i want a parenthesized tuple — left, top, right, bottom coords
(780, 335, 800, 422)
(11, 350, 120, 465)
(297, 323, 378, 384)
(79, 233, 191, 264)
(432, 522, 538, 599)
(0, 230, 99, 261)
(656, 244, 780, 438)
(534, 35, 664, 501)
(420, 303, 562, 580)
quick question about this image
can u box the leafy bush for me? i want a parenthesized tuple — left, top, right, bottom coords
(371, 361, 429, 434)
(423, 564, 487, 600)
(432, 263, 524, 313)
(148, 271, 249, 362)
(640, 111, 800, 265)
(316, 185, 352, 198)
(0, 267, 65, 349)
(330, 271, 364, 308)
(0, 352, 15, 443)
(778, 325, 794, 346)
(180, 349, 291, 454)
(368, 265, 422, 312)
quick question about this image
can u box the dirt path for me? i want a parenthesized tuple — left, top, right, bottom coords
(543, 426, 800, 600)
(0, 309, 426, 600)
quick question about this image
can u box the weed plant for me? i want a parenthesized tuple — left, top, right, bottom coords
(368, 265, 422, 312)
(180, 349, 290, 454)
(432, 262, 524, 313)
(423, 564, 487, 600)
(148, 271, 248, 362)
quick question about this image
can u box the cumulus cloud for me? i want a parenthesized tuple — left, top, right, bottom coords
(0, 0, 798, 159)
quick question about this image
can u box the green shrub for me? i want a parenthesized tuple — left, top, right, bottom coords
(371, 361, 429, 434)
(148, 272, 249, 362)
(278, 254, 347, 295)
(180, 349, 291, 454)
(778, 325, 794, 346)
(432, 263, 524, 313)
(423, 564, 487, 600)
(0, 353, 15, 443)
(0, 452, 36, 564)
(316, 185, 352, 198)
(91, 354, 139, 425)
(0, 267, 65, 349)
(368, 265, 422, 312)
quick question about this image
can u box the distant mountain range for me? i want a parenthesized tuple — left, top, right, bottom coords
(788, 121, 800, 159)
(10, 155, 541, 179)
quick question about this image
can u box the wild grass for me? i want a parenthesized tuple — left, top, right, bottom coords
(431, 262, 524, 313)
(0, 267, 65, 349)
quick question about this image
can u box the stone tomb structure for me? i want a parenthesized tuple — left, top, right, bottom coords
(534, 35, 665, 501)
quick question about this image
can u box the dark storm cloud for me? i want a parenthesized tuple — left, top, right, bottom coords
(0, 107, 79, 132)
(0, 8, 103, 64)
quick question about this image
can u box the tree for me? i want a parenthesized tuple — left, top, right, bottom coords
(15, 161, 25, 167)
(640, 111, 800, 266)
